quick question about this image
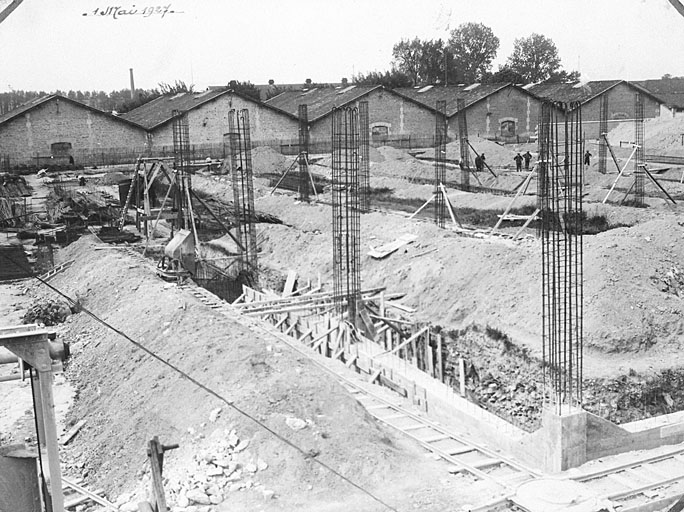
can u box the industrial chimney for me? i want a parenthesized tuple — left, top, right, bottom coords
(129, 68, 135, 100)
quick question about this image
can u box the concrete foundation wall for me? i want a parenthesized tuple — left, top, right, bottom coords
(448, 87, 540, 142)
(149, 94, 298, 148)
(309, 89, 436, 141)
(0, 98, 147, 164)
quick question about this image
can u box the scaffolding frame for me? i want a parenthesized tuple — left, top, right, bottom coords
(331, 106, 361, 324)
(539, 100, 584, 415)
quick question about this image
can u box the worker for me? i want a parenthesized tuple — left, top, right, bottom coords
(584, 150, 592, 167)
(78, 176, 86, 186)
(475, 154, 485, 172)
(513, 153, 523, 172)
(523, 151, 532, 170)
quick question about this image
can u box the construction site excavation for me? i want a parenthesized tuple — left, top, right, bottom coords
(8, 85, 684, 512)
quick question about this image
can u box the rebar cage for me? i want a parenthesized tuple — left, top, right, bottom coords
(331, 106, 361, 323)
(227, 109, 258, 285)
(538, 101, 584, 414)
(456, 98, 470, 191)
(298, 104, 310, 201)
(634, 92, 645, 206)
(358, 101, 370, 212)
(598, 95, 608, 175)
(434, 100, 447, 227)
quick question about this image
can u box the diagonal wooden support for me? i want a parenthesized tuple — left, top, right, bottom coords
(603, 145, 638, 204)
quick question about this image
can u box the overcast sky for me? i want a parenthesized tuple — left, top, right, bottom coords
(1, 0, 684, 94)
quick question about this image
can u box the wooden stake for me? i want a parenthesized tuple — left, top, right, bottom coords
(459, 358, 466, 397)
(436, 334, 443, 382)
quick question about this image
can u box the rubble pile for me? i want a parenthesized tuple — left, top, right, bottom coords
(22, 298, 72, 325)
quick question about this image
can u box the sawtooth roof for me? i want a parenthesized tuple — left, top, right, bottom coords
(0, 94, 146, 130)
(634, 78, 684, 109)
(121, 88, 296, 130)
(263, 85, 434, 122)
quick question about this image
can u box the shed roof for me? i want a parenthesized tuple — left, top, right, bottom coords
(528, 80, 662, 106)
(634, 78, 684, 109)
(121, 88, 296, 130)
(0, 94, 146, 130)
(264, 85, 381, 121)
(394, 83, 535, 117)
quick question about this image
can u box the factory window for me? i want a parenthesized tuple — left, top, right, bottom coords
(500, 119, 516, 137)
(50, 142, 72, 156)
(371, 123, 390, 142)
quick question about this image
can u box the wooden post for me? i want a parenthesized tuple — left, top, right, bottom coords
(38, 369, 65, 512)
(426, 336, 434, 377)
(436, 334, 443, 382)
(458, 358, 466, 397)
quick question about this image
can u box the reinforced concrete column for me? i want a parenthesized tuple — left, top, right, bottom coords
(542, 407, 588, 473)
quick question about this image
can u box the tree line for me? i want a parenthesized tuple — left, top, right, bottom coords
(354, 23, 581, 87)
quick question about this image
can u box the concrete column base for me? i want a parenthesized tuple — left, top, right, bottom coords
(542, 407, 588, 473)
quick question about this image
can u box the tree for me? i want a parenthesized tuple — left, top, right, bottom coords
(546, 69, 581, 83)
(485, 66, 526, 84)
(158, 80, 194, 94)
(392, 37, 448, 86)
(352, 70, 413, 88)
(392, 38, 423, 85)
(446, 22, 499, 83)
(228, 80, 261, 101)
(506, 33, 562, 83)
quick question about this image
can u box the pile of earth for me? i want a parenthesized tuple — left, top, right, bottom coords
(251, 146, 289, 176)
(608, 116, 684, 156)
(252, 194, 684, 376)
(37, 235, 500, 511)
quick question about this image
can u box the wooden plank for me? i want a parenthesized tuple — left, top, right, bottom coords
(283, 270, 297, 297)
(60, 419, 86, 446)
(148, 438, 168, 512)
(368, 369, 382, 384)
(296, 329, 313, 343)
(376, 326, 429, 357)
(345, 355, 358, 368)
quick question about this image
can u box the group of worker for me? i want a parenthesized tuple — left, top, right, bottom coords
(512, 151, 534, 172)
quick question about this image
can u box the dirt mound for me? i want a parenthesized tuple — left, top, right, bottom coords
(252, 198, 684, 375)
(445, 135, 517, 168)
(44, 236, 485, 511)
(376, 146, 409, 161)
(251, 146, 289, 175)
(96, 172, 130, 186)
(608, 117, 684, 156)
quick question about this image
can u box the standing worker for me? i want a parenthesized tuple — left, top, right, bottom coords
(523, 151, 532, 170)
(514, 153, 523, 172)
(474, 154, 482, 172)
(584, 150, 592, 167)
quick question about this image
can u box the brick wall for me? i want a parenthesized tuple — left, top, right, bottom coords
(149, 93, 298, 148)
(582, 83, 660, 139)
(0, 98, 148, 165)
(449, 86, 540, 142)
(308, 88, 436, 143)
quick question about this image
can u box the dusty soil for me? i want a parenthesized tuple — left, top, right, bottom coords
(10, 236, 503, 511)
(201, 143, 684, 430)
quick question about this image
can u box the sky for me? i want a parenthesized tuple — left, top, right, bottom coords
(1, 0, 684, 94)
